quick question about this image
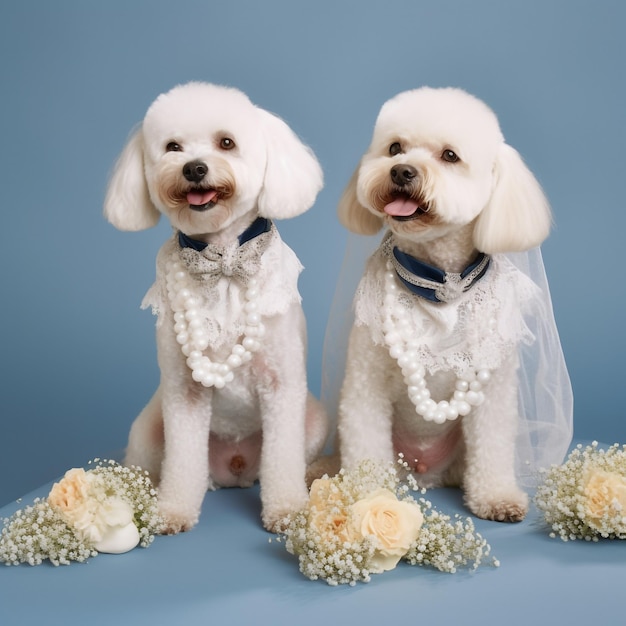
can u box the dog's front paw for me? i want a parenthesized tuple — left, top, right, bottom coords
(158, 503, 200, 535)
(261, 502, 304, 534)
(466, 489, 529, 523)
(262, 511, 293, 534)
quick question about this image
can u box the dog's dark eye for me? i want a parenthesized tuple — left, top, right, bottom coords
(389, 142, 403, 156)
(442, 149, 459, 163)
(166, 142, 183, 152)
(220, 137, 236, 150)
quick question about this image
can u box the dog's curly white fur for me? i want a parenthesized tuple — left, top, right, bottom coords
(104, 82, 328, 533)
(337, 87, 552, 522)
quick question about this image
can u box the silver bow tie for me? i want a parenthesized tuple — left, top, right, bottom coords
(178, 228, 275, 287)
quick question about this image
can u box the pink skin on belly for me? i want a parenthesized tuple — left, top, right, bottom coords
(207, 393, 325, 488)
(209, 431, 263, 487)
(392, 424, 462, 474)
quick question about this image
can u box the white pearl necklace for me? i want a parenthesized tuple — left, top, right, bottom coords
(383, 261, 490, 424)
(165, 258, 265, 389)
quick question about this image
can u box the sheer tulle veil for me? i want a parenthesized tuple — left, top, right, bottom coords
(321, 232, 573, 486)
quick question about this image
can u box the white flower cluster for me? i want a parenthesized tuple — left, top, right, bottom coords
(279, 458, 495, 586)
(0, 460, 162, 566)
(535, 441, 626, 541)
(0, 499, 96, 566)
(403, 498, 494, 573)
(87, 460, 163, 548)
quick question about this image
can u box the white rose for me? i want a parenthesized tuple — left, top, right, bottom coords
(93, 521, 140, 554)
(90, 498, 140, 553)
(351, 489, 423, 573)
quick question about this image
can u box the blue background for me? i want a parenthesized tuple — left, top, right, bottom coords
(0, 0, 624, 507)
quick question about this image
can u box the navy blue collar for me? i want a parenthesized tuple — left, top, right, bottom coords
(178, 217, 272, 251)
(389, 244, 491, 304)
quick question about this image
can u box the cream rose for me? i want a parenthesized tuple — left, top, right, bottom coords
(48, 468, 91, 514)
(584, 469, 626, 529)
(308, 478, 357, 544)
(309, 478, 344, 510)
(350, 488, 423, 573)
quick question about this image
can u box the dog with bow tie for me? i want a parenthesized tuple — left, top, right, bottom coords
(104, 82, 328, 533)
(336, 87, 553, 522)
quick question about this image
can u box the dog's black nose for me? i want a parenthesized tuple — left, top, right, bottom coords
(183, 160, 208, 183)
(390, 164, 417, 186)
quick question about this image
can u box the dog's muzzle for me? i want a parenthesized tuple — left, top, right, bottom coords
(384, 164, 428, 220)
(182, 160, 218, 211)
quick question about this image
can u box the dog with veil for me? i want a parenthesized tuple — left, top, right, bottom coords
(320, 87, 573, 522)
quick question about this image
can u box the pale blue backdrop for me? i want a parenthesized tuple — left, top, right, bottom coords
(1, 0, 624, 506)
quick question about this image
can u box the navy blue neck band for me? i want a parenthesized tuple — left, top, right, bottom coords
(178, 217, 272, 251)
(392, 246, 490, 303)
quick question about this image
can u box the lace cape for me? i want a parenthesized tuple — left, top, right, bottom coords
(322, 233, 573, 485)
(142, 228, 303, 350)
(355, 246, 537, 375)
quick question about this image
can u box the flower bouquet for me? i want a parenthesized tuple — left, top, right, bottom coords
(0, 459, 162, 566)
(279, 458, 496, 585)
(535, 441, 626, 541)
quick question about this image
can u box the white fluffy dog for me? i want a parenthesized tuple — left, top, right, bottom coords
(104, 82, 328, 533)
(337, 87, 552, 522)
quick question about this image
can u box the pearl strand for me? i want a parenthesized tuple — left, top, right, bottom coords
(165, 259, 265, 389)
(383, 261, 490, 424)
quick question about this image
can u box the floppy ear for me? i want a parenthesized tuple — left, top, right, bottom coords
(473, 143, 552, 254)
(103, 127, 161, 231)
(256, 109, 323, 219)
(337, 165, 384, 235)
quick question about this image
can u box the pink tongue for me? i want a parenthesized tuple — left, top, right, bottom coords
(384, 197, 420, 216)
(187, 190, 218, 206)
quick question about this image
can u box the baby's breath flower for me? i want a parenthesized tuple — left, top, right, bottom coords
(0, 460, 163, 566)
(279, 458, 495, 585)
(404, 500, 491, 572)
(535, 442, 626, 541)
